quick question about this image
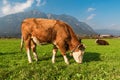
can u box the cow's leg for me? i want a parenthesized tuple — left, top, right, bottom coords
(63, 55, 69, 64)
(52, 45, 58, 63)
(24, 38, 32, 63)
(57, 42, 69, 64)
(31, 40, 38, 61)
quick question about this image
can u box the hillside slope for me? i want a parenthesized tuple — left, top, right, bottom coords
(0, 10, 96, 37)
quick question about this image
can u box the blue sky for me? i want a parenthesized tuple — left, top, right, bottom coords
(0, 0, 120, 30)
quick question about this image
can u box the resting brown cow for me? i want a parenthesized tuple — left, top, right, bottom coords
(20, 18, 85, 64)
(95, 39, 109, 45)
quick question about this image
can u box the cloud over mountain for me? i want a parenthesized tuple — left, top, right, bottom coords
(86, 14, 96, 21)
(86, 7, 96, 21)
(0, 0, 46, 17)
(1, 0, 34, 16)
(87, 7, 96, 12)
(36, 0, 46, 6)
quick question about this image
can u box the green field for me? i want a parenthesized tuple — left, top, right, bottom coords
(0, 38, 120, 80)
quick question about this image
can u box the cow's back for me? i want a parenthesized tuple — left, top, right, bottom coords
(21, 18, 73, 44)
(22, 18, 57, 29)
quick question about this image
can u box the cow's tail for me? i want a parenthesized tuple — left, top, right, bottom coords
(20, 36, 24, 52)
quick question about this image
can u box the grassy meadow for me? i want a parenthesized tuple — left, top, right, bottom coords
(0, 38, 120, 80)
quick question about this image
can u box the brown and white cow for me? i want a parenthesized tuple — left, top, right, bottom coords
(20, 18, 85, 64)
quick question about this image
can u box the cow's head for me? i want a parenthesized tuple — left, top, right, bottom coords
(72, 44, 85, 63)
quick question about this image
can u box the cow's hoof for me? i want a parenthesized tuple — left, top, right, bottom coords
(66, 62, 70, 65)
(52, 61, 55, 64)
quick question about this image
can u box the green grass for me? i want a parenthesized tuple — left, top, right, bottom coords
(0, 38, 120, 80)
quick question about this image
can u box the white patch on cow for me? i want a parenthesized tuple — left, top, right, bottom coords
(95, 39, 98, 43)
(63, 55, 69, 64)
(73, 50, 84, 63)
(53, 41, 56, 45)
(32, 36, 40, 45)
(53, 41, 59, 48)
(27, 48, 32, 63)
(52, 49, 56, 63)
(32, 36, 47, 45)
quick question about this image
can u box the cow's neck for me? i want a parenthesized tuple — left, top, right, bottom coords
(69, 38, 80, 52)
(67, 27, 80, 52)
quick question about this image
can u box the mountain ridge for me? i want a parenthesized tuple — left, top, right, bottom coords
(0, 10, 96, 37)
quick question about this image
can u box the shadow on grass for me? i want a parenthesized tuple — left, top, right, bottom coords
(0, 52, 19, 55)
(33, 52, 101, 63)
(38, 53, 77, 64)
(83, 52, 101, 62)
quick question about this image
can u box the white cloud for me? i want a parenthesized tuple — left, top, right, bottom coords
(0, 0, 47, 17)
(111, 24, 116, 26)
(1, 0, 34, 16)
(36, 0, 46, 6)
(36, 0, 41, 6)
(87, 7, 96, 12)
(86, 14, 96, 20)
(3, 0, 8, 5)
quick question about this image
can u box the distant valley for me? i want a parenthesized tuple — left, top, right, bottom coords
(95, 29, 120, 36)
